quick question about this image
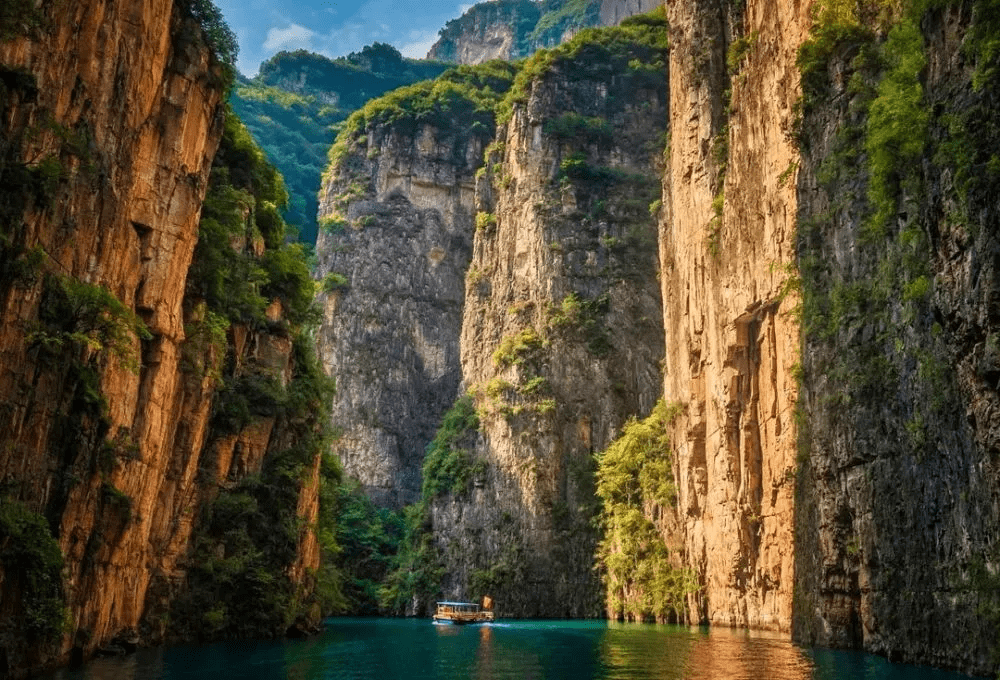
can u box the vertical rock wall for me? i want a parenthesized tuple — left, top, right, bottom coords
(315, 122, 486, 507)
(0, 2, 323, 675)
(792, 4, 1000, 674)
(438, 33, 668, 617)
(659, 0, 808, 631)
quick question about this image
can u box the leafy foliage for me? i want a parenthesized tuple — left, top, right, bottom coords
(176, 0, 239, 91)
(187, 108, 317, 328)
(327, 60, 518, 175)
(0, 498, 67, 640)
(29, 273, 151, 373)
(330, 478, 405, 613)
(421, 396, 482, 500)
(596, 400, 696, 622)
(864, 15, 928, 237)
(232, 47, 449, 243)
(498, 8, 668, 123)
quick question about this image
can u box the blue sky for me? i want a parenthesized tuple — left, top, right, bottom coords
(213, 0, 474, 76)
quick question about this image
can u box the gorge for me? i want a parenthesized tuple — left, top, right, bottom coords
(0, 0, 999, 678)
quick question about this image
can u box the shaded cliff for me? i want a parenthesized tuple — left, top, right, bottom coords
(791, 0, 1000, 673)
(315, 14, 669, 617)
(0, 2, 331, 675)
(314, 63, 518, 507)
(427, 0, 658, 65)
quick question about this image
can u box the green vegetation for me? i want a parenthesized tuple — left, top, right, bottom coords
(595, 400, 696, 622)
(27, 273, 151, 374)
(727, 31, 759, 74)
(323, 474, 405, 614)
(177, 0, 239, 91)
(498, 8, 669, 124)
(530, 0, 602, 42)
(475, 211, 497, 230)
(547, 292, 611, 356)
(232, 44, 449, 244)
(322, 272, 350, 292)
(187, 108, 318, 329)
(864, 14, 928, 237)
(0, 498, 67, 640)
(421, 396, 482, 499)
(493, 327, 546, 368)
(327, 60, 518, 177)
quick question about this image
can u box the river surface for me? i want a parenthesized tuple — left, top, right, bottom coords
(42, 618, 978, 680)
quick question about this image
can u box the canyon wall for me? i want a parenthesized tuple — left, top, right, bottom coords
(313, 73, 506, 506)
(0, 3, 325, 675)
(791, 2, 1000, 673)
(427, 0, 658, 65)
(659, 0, 807, 632)
(437, 24, 669, 616)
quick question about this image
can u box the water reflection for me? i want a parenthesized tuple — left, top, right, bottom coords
(681, 627, 814, 680)
(38, 618, 978, 680)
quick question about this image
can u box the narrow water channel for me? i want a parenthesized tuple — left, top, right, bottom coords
(41, 618, 978, 680)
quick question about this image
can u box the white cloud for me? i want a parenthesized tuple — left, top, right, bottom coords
(263, 23, 316, 53)
(399, 30, 440, 59)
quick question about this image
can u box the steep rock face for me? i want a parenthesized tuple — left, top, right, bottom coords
(428, 0, 542, 64)
(427, 0, 656, 65)
(315, 120, 488, 507)
(436, 33, 668, 617)
(0, 3, 223, 671)
(599, 0, 661, 26)
(0, 3, 323, 675)
(792, 4, 1000, 673)
(659, 0, 808, 631)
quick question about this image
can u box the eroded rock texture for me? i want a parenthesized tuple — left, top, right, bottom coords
(432, 31, 668, 618)
(659, 0, 808, 631)
(315, 122, 486, 507)
(792, 4, 1000, 674)
(0, 3, 322, 675)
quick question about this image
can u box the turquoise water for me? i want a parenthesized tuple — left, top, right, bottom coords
(42, 618, 977, 680)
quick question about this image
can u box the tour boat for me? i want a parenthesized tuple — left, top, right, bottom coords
(432, 598, 495, 625)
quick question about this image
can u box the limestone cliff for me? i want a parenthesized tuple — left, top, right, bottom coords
(791, 1, 1000, 673)
(658, 0, 807, 632)
(427, 0, 656, 65)
(0, 2, 327, 675)
(314, 65, 518, 507)
(437, 20, 668, 617)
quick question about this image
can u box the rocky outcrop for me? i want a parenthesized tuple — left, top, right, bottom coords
(0, 2, 325, 675)
(427, 0, 656, 65)
(313, 71, 511, 506)
(432, 20, 668, 617)
(658, 0, 807, 632)
(791, 3, 1000, 674)
(428, 0, 542, 64)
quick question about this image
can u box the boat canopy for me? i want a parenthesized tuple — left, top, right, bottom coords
(436, 601, 479, 607)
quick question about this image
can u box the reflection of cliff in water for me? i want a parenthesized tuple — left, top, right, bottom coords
(679, 627, 813, 680)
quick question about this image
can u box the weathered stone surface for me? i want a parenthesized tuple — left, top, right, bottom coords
(659, 0, 808, 632)
(791, 5, 1000, 674)
(427, 0, 656, 65)
(315, 123, 485, 507)
(436, 45, 668, 618)
(0, 3, 321, 675)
